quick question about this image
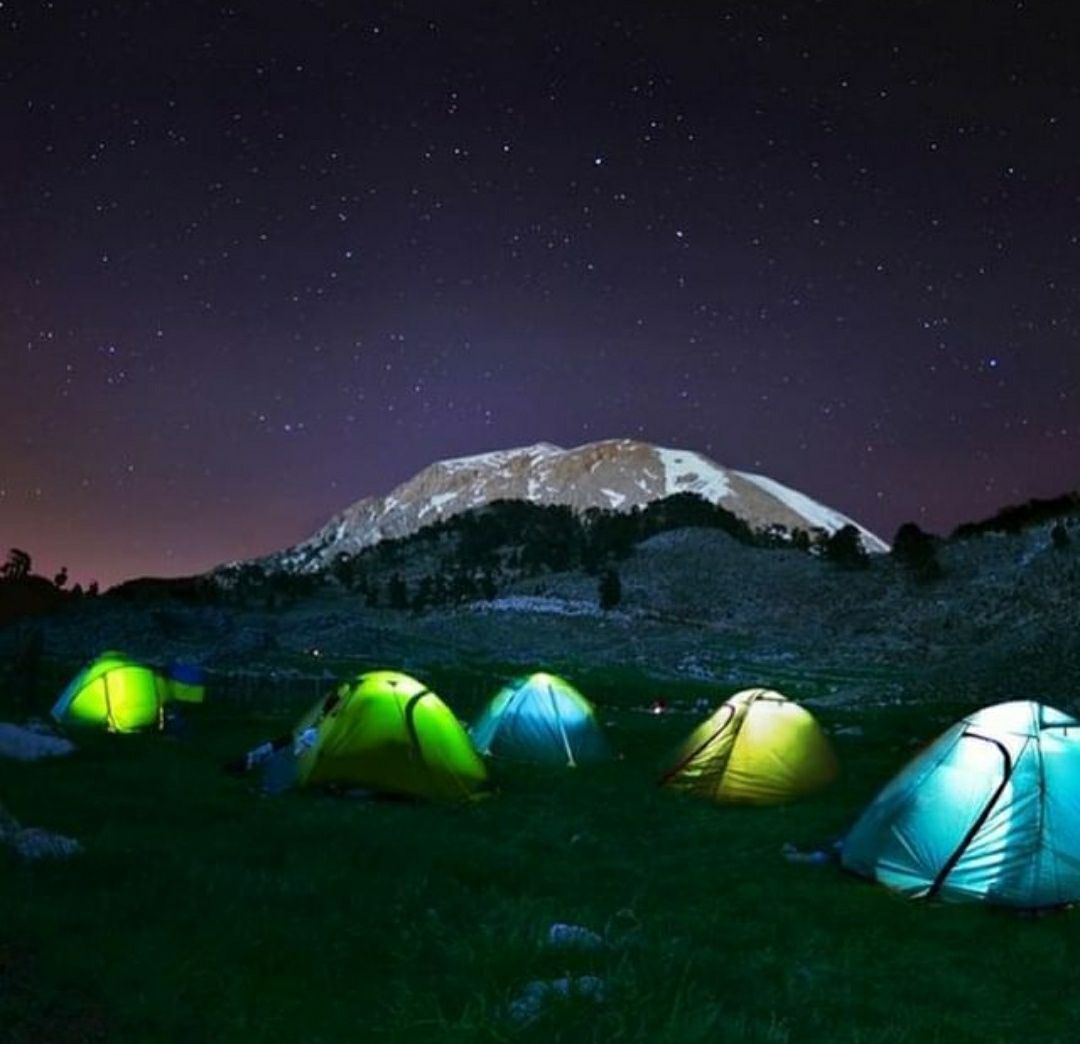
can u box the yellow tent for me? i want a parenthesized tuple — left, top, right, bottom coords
(660, 688, 837, 804)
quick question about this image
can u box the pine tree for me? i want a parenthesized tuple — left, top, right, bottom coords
(790, 528, 812, 552)
(891, 522, 942, 581)
(1, 548, 31, 580)
(412, 575, 434, 613)
(824, 525, 869, 569)
(387, 573, 409, 610)
(599, 567, 622, 610)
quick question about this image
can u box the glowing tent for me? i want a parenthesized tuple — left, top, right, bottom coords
(659, 688, 837, 804)
(842, 701, 1080, 907)
(470, 672, 609, 767)
(51, 651, 170, 733)
(250, 670, 488, 802)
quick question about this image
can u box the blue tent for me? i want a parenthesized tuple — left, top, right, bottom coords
(470, 672, 609, 767)
(842, 701, 1080, 907)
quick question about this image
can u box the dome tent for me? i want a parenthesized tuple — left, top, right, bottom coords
(51, 651, 171, 733)
(842, 701, 1080, 907)
(259, 670, 488, 802)
(660, 688, 838, 804)
(470, 672, 609, 767)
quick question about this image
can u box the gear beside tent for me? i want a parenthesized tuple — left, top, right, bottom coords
(659, 688, 838, 804)
(470, 672, 609, 767)
(239, 670, 488, 802)
(842, 700, 1080, 907)
(164, 661, 207, 704)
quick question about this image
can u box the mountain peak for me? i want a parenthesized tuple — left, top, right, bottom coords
(265, 438, 888, 571)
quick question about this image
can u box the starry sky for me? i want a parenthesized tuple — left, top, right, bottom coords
(4, 2, 1078, 588)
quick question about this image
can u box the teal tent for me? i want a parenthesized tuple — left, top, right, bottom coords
(842, 701, 1080, 907)
(470, 672, 609, 767)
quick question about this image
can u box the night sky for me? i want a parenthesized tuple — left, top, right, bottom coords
(4, 2, 1078, 588)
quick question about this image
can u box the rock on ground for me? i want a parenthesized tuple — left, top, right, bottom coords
(0, 723, 76, 761)
(0, 802, 82, 861)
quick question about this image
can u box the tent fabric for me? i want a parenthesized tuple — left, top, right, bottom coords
(280, 670, 488, 802)
(51, 651, 169, 733)
(470, 672, 609, 767)
(165, 661, 206, 704)
(841, 700, 1080, 907)
(660, 688, 838, 804)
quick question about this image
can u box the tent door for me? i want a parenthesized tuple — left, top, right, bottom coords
(547, 683, 576, 767)
(658, 704, 736, 785)
(927, 730, 1013, 898)
(103, 672, 118, 732)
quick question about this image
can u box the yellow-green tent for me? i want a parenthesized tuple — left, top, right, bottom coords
(51, 651, 170, 733)
(660, 688, 837, 804)
(283, 670, 488, 802)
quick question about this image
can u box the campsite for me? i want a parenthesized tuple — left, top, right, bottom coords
(3, 504, 1080, 1041)
(5, 3, 1079, 1039)
(3, 550, 1080, 1044)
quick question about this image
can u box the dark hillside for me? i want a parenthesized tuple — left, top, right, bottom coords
(952, 491, 1080, 539)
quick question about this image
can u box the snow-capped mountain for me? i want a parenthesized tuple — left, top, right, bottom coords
(263, 439, 888, 571)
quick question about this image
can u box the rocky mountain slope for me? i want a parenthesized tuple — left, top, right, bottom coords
(261, 439, 888, 571)
(7, 514, 1077, 716)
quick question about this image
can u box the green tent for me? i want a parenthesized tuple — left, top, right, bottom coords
(660, 688, 838, 804)
(470, 672, 609, 767)
(51, 651, 170, 733)
(842, 701, 1080, 907)
(274, 670, 488, 802)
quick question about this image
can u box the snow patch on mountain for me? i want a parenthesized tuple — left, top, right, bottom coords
(440, 443, 561, 474)
(656, 447, 732, 501)
(426, 491, 457, 513)
(735, 472, 890, 553)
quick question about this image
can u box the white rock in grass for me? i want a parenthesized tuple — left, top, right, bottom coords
(831, 724, 864, 737)
(508, 975, 607, 1026)
(0, 723, 76, 761)
(0, 803, 21, 839)
(0, 803, 82, 860)
(546, 923, 605, 950)
(10, 828, 83, 861)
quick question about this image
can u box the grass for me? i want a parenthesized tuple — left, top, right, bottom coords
(2, 670, 1079, 1043)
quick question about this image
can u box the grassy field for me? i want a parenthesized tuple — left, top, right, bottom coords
(2, 667, 1078, 1043)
